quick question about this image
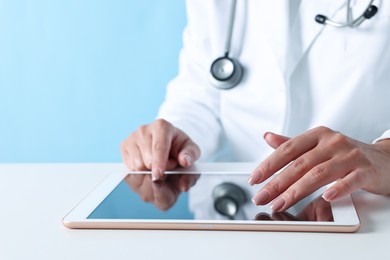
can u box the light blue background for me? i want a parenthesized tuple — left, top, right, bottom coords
(0, 1, 187, 162)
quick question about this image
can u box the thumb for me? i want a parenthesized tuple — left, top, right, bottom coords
(264, 132, 290, 149)
(177, 139, 201, 168)
(171, 129, 201, 168)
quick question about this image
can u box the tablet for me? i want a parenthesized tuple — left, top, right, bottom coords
(63, 163, 360, 232)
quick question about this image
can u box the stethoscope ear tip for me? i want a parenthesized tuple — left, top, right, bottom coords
(315, 14, 327, 24)
(364, 5, 378, 19)
(315, 1, 379, 28)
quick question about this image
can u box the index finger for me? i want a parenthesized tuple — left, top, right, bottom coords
(151, 122, 174, 181)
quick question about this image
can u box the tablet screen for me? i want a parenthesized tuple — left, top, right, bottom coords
(87, 173, 334, 222)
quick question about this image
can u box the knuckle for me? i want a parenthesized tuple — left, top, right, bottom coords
(127, 162, 135, 172)
(348, 148, 365, 162)
(291, 158, 308, 173)
(154, 119, 171, 129)
(349, 149, 372, 169)
(133, 159, 145, 171)
(351, 170, 367, 186)
(337, 180, 352, 193)
(349, 147, 362, 157)
(286, 188, 301, 202)
(333, 132, 349, 144)
(278, 141, 296, 157)
(309, 166, 327, 182)
(137, 124, 147, 132)
(265, 181, 281, 195)
(328, 132, 350, 149)
(152, 141, 165, 152)
(137, 125, 149, 137)
(258, 160, 272, 174)
(313, 126, 332, 135)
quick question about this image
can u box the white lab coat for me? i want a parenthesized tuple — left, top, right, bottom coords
(158, 0, 390, 163)
(157, 1, 390, 217)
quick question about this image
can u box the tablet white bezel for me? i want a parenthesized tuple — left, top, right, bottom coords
(63, 163, 360, 232)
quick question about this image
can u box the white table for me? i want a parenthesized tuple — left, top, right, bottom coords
(1, 163, 389, 260)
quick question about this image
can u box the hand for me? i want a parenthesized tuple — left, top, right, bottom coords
(120, 119, 201, 181)
(249, 126, 390, 212)
(125, 173, 199, 211)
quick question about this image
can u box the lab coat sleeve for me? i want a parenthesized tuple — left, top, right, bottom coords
(373, 130, 390, 144)
(157, 0, 221, 161)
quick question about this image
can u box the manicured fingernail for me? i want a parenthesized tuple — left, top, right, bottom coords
(184, 154, 192, 166)
(152, 168, 162, 182)
(322, 188, 338, 201)
(252, 189, 270, 205)
(270, 197, 286, 212)
(248, 172, 262, 186)
(263, 132, 271, 139)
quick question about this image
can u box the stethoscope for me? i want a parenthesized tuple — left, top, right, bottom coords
(209, 0, 379, 90)
(315, 0, 378, 27)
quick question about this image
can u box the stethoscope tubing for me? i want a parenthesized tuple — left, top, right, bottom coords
(224, 0, 236, 56)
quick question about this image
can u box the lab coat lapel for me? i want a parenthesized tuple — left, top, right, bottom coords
(286, 0, 347, 79)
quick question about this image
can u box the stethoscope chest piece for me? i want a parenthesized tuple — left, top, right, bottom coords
(213, 182, 247, 219)
(210, 55, 243, 90)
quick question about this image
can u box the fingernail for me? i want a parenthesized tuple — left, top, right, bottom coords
(252, 189, 270, 205)
(184, 154, 192, 166)
(152, 168, 162, 182)
(263, 132, 271, 139)
(270, 197, 286, 212)
(248, 172, 262, 186)
(322, 188, 338, 201)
